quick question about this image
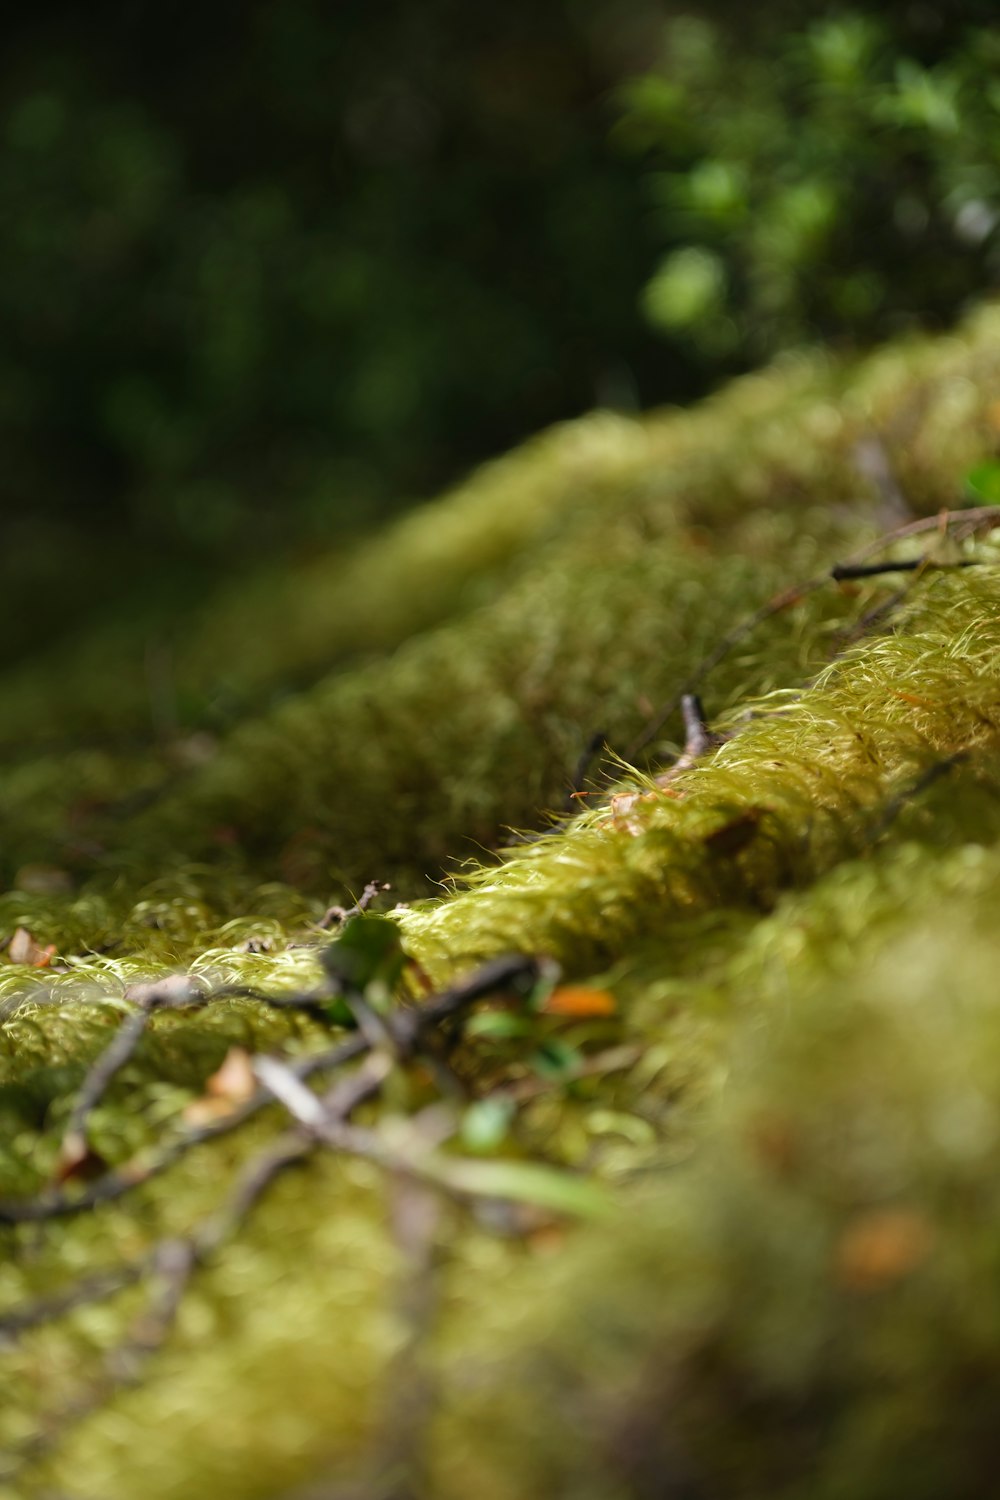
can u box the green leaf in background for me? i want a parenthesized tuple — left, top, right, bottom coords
(436, 1155, 610, 1219)
(464, 1012, 537, 1041)
(965, 460, 1000, 506)
(460, 1097, 516, 1154)
(530, 1039, 584, 1080)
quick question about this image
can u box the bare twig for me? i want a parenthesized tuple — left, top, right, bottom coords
(829, 558, 981, 582)
(319, 881, 391, 930)
(0, 956, 542, 1228)
(0, 1033, 368, 1226)
(57, 1008, 154, 1169)
(0, 937, 615, 1488)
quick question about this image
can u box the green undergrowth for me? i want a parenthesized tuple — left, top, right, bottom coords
(2, 305, 1000, 1497)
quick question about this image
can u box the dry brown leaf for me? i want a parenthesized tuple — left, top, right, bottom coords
(836, 1207, 935, 1291)
(181, 1097, 238, 1128)
(182, 1047, 257, 1126)
(8, 926, 57, 967)
(206, 1047, 256, 1103)
(53, 1132, 108, 1185)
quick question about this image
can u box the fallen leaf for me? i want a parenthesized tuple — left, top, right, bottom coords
(321, 913, 407, 994)
(540, 986, 617, 1018)
(206, 1047, 256, 1103)
(527, 1222, 570, 1254)
(181, 1097, 238, 1128)
(52, 1132, 108, 1185)
(836, 1207, 934, 1291)
(8, 927, 57, 967)
(182, 1046, 258, 1125)
(435, 1156, 610, 1219)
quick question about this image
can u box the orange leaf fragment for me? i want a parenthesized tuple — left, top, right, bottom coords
(891, 690, 936, 710)
(182, 1097, 236, 1127)
(182, 1047, 257, 1127)
(206, 1046, 256, 1103)
(836, 1207, 934, 1292)
(541, 986, 617, 1018)
(8, 927, 57, 967)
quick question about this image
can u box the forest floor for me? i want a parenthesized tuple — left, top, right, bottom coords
(2, 304, 1000, 1499)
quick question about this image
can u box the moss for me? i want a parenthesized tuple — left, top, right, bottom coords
(3, 303, 1000, 895)
(431, 900, 1000, 1500)
(399, 569, 1000, 974)
(1, 304, 1000, 1497)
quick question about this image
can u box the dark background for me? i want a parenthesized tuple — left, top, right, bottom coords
(2, 0, 997, 664)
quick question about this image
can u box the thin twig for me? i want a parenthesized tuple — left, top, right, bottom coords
(0, 1137, 316, 1483)
(57, 1008, 154, 1169)
(0, 956, 541, 1226)
(829, 558, 981, 582)
(0, 1033, 368, 1225)
(0, 932, 624, 1483)
(319, 881, 391, 930)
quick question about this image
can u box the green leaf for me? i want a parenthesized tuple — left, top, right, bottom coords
(436, 1156, 610, 1218)
(465, 1011, 536, 1040)
(964, 460, 1000, 506)
(321, 914, 408, 1010)
(460, 1097, 515, 1154)
(530, 1039, 582, 1079)
(642, 248, 727, 332)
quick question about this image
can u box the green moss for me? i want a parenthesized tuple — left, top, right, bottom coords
(1, 304, 1000, 1498)
(432, 900, 1000, 1500)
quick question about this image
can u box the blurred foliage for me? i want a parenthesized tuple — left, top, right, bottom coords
(0, 0, 674, 662)
(2, 1, 998, 672)
(618, 3, 1000, 362)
